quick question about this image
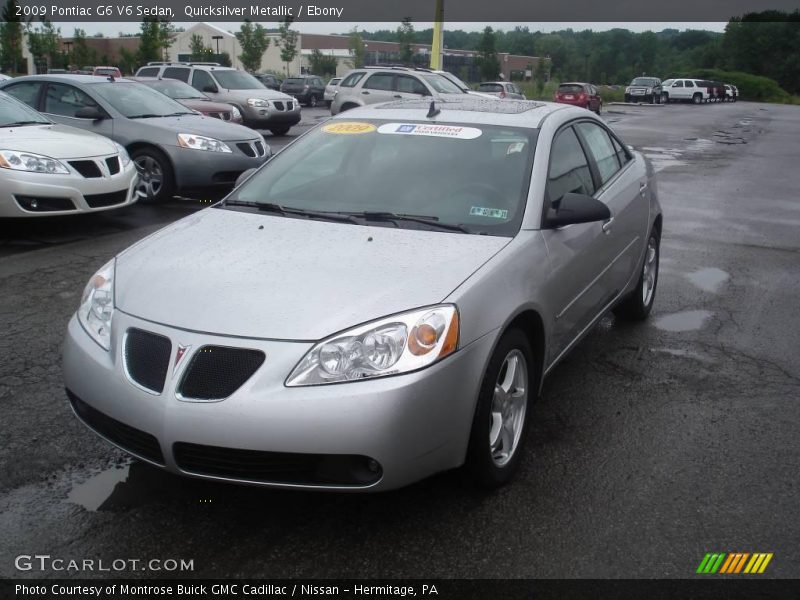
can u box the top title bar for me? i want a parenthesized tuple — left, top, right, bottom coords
(13, 0, 800, 22)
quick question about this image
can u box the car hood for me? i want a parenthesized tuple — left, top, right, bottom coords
(115, 208, 509, 340)
(134, 114, 257, 141)
(177, 99, 236, 113)
(218, 88, 294, 102)
(0, 123, 117, 158)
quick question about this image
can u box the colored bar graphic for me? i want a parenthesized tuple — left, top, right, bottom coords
(699, 552, 773, 574)
(734, 553, 750, 573)
(697, 553, 713, 574)
(758, 554, 773, 573)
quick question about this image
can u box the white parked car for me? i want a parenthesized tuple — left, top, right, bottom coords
(0, 91, 139, 217)
(323, 77, 341, 107)
(661, 78, 711, 104)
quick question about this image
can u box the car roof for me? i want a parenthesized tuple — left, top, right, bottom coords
(333, 97, 574, 129)
(560, 82, 589, 86)
(8, 74, 134, 85)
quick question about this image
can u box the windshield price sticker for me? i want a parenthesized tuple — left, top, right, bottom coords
(378, 123, 483, 139)
(470, 206, 509, 219)
(321, 122, 377, 135)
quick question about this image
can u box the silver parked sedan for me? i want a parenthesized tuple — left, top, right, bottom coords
(63, 98, 662, 491)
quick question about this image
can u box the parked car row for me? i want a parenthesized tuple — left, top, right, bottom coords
(660, 78, 738, 104)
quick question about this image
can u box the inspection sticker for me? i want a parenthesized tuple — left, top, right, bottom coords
(470, 206, 509, 219)
(377, 123, 482, 139)
(321, 122, 377, 134)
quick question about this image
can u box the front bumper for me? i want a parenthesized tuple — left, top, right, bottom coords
(240, 102, 301, 128)
(0, 163, 138, 217)
(162, 142, 268, 191)
(63, 311, 495, 491)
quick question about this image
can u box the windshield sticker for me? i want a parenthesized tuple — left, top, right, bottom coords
(321, 122, 377, 135)
(506, 142, 527, 155)
(377, 123, 482, 140)
(470, 206, 509, 219)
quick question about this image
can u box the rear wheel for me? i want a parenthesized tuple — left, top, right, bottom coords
(614, 227, 660, 321)
(308, 95, 318, 108)
(692, 93, 703, 105)
(662, 92, 670, 104)
(465, 329, 534, 488)
(269, 125, 291, 136)
(131, 147, 174, 202)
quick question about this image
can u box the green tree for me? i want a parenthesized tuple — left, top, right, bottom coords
(347, 28, 366, 68)
(308, 48, 337, 77)
(26, 19, 60, 71)
(136, 18, 172, 65)
(235, 20, 270, 72)
(277, 16, 299, 76)
(534, 59, 547, 95)
(1, 0, 24, 73)
(189, 33, 210, 61)
(476, 26, 500, 80)
(71, 28, 91, 68)
(397, 17, 415, 64)
(118, 46, 137, 75)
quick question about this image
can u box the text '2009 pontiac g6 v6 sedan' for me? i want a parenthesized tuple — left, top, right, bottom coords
(63, 98, 661, 491)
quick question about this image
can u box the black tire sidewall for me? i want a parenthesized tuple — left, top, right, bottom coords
(465, 328, 535, 488)
(130, 147, 174, 203)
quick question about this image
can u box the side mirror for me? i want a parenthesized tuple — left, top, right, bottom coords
(235, 168, 257, 188)
(545, 192, 611, 228)
(75, 106, 106, 120)
(202, 84, 218, 93)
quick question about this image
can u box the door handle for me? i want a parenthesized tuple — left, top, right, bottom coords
(639, 181, 648, 197)
(393, 94, 402, 99)
(361, 90, 370, 95)
(602, 217, 615, 233)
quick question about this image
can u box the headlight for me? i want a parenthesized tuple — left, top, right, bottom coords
(177, 133, 232, 153)
(78, 259, 115, 350)
(646, 87, 653, 94)
(0, 150, 69, 174)
(247, 98, 269, 107)
(625, 87, 631, 93)
(286, 305, 459, 386)
(113, 142, 131, 167)
(231, 106, 242, 120)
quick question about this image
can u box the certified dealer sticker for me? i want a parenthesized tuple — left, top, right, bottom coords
(377, 123, 483, 139)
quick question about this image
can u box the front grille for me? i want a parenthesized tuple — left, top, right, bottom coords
(173, 442, 382, 486)
(68, 390, 165, 465)
(254, 141, 265, 156)
(286, 101, 294, 110)
(273, 101, 284, 111)
(15, 195, 75, 212)
(124, 329, 171, 394)
(237, 142, 256, 157)
(84, 189, 128, 208)
(69, 160, 102, 178)
(105, 156, 120, 175)
(178, 346, 265, 400)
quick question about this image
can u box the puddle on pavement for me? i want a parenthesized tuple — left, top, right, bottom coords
(67, 463, 131, 511)
(652, 347, 715, 363)
(640, 146, 687, 172)
(654, 310, 713, 332)
(686, 267, 730, 293)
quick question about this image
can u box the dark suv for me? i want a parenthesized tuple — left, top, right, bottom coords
(624, 76, 663, 104)
(280, 75, 326, 107)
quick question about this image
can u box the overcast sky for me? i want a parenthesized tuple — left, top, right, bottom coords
(82, 21, 727, 38)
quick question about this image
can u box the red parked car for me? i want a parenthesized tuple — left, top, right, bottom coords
(132, 77, 243, 123)
(554, 82, 603, 115)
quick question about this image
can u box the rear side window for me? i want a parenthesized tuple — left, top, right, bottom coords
(685, 80, 694, 88)
(163, 67, 190, 82)
(396, 75, 428, 95)
(137, 67, 160, 77)
(547, 127, 595, 205)
(3, 82, 43, 108)
(363, 73, 393, 91)
(575, 122, 621, 187)
(339, 72, 365, 88)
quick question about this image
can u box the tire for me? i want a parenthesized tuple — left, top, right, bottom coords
(692, 93, 703, 105)
(269, 125, 291, 136)
(614, 226, 660, 321)
(308, 95, 318, 108)
(465, 328, 535, 488)
(340, 103, 358, 112)
(131, 147, 174, 202)
(325, 100, 332, 108)
(595, 103, 602, 115)
(662, 93, 669, 104)
(624, 94, 631, 103)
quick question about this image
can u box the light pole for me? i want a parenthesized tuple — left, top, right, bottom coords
(212, 35, 223, 56)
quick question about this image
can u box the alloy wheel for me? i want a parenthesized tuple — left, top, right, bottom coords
(642, 235, 658, 306)
(489, 349, 528, 467)
(134, 156, 163, 199)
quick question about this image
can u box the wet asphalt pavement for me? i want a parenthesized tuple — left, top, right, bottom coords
(1, 102, 799, 579)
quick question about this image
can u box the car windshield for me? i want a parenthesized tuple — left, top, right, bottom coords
(225, 119, 537, 236)
(284, 78, 305, 84)
(478, 83, 504, 93)
(420, 73, 464, 94)
(328, 78, 341, 85)
(95, 68, 118, 75)
(631, 78, 657, 86)
(0, 92, 50, 126)
(661, 79, 674, 87)
(439, 72, 469, 90)
(212, 70, 265, 90)
(139, 79, 206, 100)
(92, 82, 193, 117)
(559, 84, 584, 93)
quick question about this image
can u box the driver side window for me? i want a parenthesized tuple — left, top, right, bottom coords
(44, 83, 98, 118)
(546, 127, 595, 207)
(191, 70, 215, 92)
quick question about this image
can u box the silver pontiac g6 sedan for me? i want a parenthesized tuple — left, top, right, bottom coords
(63, 98, 662, 491)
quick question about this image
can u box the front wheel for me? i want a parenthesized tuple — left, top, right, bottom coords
(614, 227, 660, 321)
(269, 125, 291, 136)
(308, 95, 318, 108)
(662, 93, 669, 104)
(131, 147, 174, 202)
(465, 329, 534, 488)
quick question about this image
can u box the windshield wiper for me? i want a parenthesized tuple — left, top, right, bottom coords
(223, 201, 359, 224)
(350, 211, 470, 233)
(1, 121, 47, 127)
(127, 113, 164, 119)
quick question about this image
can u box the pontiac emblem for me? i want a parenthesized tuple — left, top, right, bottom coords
(174, 345, 191, 372)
